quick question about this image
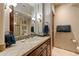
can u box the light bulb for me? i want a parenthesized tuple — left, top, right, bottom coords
(14, 22, 16, 25)
(32, 17, 35, 21)
(12, 3, 17, 7)
(6, 6, 12, 13)
(9, 8, 12, 12)
(37, 15, 40, 19)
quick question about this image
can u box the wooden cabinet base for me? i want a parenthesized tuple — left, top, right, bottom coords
(26, 39, 51, 56)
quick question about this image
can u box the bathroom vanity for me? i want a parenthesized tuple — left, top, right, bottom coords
(26, 37, 51, 56)
(0, 3, 52, 56)
(0, 36, 51, 56)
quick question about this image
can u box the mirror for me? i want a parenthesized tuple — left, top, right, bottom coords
(14, 3, 32, 40)
(31, 3, 44, 35)
(13, 3, 44, 40)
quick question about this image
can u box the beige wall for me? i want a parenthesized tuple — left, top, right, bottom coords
(0, 4, 5, 44)
(4, 6, 10, 32)
(0, 3, 5, 51)
(54, 4, 79, 46)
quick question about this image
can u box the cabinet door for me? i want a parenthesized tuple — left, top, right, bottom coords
(27, 39, 51, 56)
(39, 47, 48, 56)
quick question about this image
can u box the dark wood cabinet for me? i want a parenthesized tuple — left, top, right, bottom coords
(39, 47, 47, 56)
(26, 39, 51, 56)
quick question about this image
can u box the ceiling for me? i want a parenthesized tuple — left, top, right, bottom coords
(53, 3, 79, 8)
(52, 3, 79, 13)
(14, 3, 35, 17)
(14, 3, 79, 17)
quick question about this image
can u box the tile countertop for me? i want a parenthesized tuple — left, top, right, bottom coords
(0, 36, 50, 56)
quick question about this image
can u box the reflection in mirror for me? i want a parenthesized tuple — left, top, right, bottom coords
(4, 3, 51, 48)
(13, 3, 45, 40)
(14, 3, 32, 40)
(31, 3, 44, 36)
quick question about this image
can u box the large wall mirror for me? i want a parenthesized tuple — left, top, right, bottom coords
(9, 3, 45, 40)
(13, 3, 32, 40)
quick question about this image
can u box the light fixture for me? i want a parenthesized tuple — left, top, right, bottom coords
(14, 22, 16, 25)
(5, 4, 12, 13)
(37, 14, 42, 22)
(9, 7, 12, 12)
(7, 3, 17, 7)
(37, 14, 40, 19)
(5, 3, 17, 13)
(32, 17, 35, 21)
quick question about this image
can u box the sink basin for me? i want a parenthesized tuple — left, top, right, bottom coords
(18, 36, 41, 44)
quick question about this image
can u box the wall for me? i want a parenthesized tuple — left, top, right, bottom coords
(4, 6, 10, 32)
(0, 4, 5, 51)
(54, 4, 79, 46)
(44, 3, 51, 25)
(0, 4, 5, 44)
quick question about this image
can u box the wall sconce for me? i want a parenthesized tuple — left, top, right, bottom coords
(37, 15, 40, 19)
(37, 14, 42, 19)
(4, 4, 12, 13)
(7, 6, 12, 12)
(5, 3, 17, 13)
(37, 14, 42, 22)
(14, 22, 16, 25)
(7, 3, 17, 7)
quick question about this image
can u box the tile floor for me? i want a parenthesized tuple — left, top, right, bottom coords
(52, 47, 79, 56)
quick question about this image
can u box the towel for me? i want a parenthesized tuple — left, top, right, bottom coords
(5, 32, 16, 46)
(43, 25, 49, 34)
(31, 26, 34, 32)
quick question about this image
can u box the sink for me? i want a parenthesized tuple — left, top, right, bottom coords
(18, 36, 41, 44)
